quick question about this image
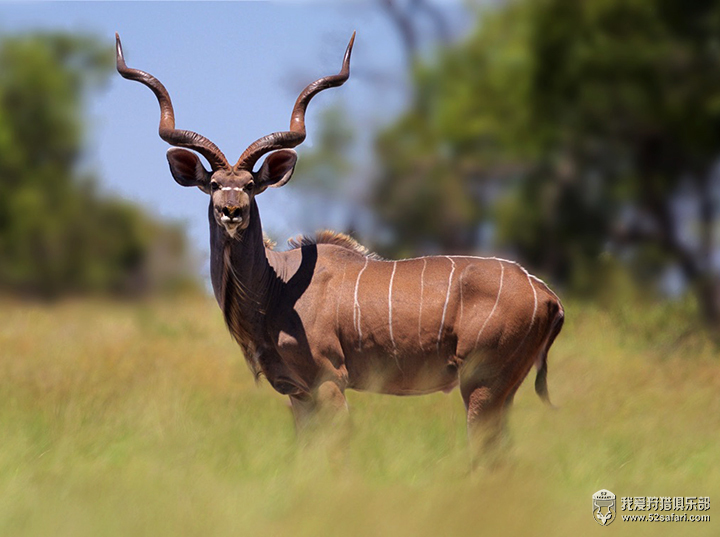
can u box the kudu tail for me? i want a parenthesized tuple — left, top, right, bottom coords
(534, 305, 564, 407)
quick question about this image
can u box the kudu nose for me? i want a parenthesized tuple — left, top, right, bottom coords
(222, 206, 242, 220)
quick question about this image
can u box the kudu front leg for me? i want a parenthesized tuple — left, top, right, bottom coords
(289, 380, 350, 470)
(289, 380, 349, 433)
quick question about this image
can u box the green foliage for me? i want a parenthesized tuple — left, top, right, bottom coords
(0, 32, 198, 297)
(373, 1, 539, 255)
(1, 297, 718, 536)
(293, 105, 355, 193)
(373, 0, 720, 314)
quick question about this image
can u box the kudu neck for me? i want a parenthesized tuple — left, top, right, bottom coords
(209, 198, 282, 369)
(209, 199, 274, 306)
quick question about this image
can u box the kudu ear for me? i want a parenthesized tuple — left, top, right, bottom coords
(255, 149, 298, 193)
(166, 148, 212, 194)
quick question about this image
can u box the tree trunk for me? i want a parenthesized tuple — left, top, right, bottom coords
(696, 172, 720, 328)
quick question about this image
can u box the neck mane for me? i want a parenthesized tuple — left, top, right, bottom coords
(209, 200, 277, 377)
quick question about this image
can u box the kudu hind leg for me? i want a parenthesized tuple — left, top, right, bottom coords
(461, 382, 506, 450)
(460, 344, 543, 467)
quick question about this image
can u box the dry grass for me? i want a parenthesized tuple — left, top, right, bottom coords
(0, 295, 718, 536)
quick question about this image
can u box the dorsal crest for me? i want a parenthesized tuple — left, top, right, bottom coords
(286, 230, 382, 259)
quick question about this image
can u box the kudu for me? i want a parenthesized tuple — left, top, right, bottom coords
(116, 33, 564, 457)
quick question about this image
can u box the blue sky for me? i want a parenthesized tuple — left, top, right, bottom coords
(1, 1, 469, 266)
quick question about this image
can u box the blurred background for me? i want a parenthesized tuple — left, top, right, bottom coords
(2, 0, 720, 324)
(1, 1, 719, 536)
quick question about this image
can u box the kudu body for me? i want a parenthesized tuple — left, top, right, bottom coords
(116, 33, 564, 453)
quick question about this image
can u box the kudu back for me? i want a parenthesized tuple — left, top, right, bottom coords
(116, 33, 564, 457)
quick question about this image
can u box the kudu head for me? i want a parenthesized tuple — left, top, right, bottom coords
(115, 33, 354, 237)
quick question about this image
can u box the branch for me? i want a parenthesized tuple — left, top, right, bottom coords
(381, 0, 419, 66)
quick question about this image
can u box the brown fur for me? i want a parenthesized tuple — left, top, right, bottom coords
(118, 34, 565, 464)
(220, 244, 262, 379)
(286, 230, 382, 259)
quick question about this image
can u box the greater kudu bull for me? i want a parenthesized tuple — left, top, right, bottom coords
(116, 33, 564, 457)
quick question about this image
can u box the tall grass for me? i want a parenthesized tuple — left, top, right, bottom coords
(0, 295, 717, 536)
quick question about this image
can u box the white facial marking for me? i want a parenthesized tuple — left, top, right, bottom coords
(437, 257, 455, 356)
(353, 258, 369, 351)
(220, 216, 243, 229)
(474, 259, 505, 348)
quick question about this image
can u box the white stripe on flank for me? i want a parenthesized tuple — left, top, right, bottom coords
(388, 261, 398, 355)
(516, 265, 538, 329)
(335, 265, 347, 333)
(437, 257, 456, 355)
(393, 255, 546, 284)
(459, 267, 465, 327)
(474, 259, 505, 348)
(353, 258, 369, 351)
(509, 266, 539, 357)
(526, 269, 538, 327)
(418, 258, 427, 352)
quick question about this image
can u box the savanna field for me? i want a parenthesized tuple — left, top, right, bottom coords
(1, 294, 718, 536)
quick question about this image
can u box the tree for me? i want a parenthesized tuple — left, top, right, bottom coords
(0, 32, 197, 297)
(292, 105, 356, 194)
(373, 0, 720, 326)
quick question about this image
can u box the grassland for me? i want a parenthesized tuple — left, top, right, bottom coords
(0, 294, 718, 536)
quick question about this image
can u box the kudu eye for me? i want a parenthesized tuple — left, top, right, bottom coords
(210, 181, 220, 192)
